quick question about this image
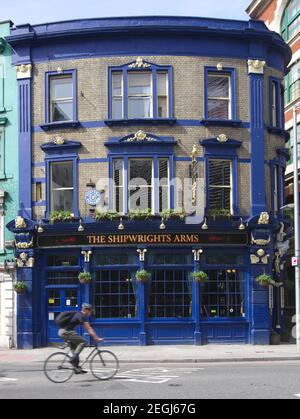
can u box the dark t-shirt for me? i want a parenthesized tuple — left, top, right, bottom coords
(66, 312, 89, 330)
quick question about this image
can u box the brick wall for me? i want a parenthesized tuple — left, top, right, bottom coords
(31, 55, 286, 217)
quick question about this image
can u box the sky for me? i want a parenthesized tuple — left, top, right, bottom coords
(0, 0, 251, 26)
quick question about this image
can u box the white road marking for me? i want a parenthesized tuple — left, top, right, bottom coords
(115, 367, 204, 384)
(294, 394, 300, 398)
(0, 377, 18, 382)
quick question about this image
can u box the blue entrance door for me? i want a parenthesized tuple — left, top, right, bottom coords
(47, 288, 80, 344)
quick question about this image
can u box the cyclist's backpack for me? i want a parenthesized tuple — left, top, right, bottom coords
(55, 311, 76, 328)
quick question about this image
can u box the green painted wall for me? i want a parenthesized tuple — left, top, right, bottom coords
(0, 21, 18, 262)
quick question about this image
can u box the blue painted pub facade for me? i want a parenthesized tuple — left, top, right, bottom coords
(5, 16, 292, 348)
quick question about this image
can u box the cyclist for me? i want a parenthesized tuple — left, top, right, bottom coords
(58, 303, 103, 374)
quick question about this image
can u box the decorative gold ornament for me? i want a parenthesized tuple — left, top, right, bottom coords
(191, 144, 198, 163)
(125, 130, 156, 142)
(258, 212, 270, 225)
(16, 252, 34, 268)
(53, 137, 65, 145)
(15, 216, 27, 229)
(217, 63, 223, 71)
(15, 239, 34, 250)
(217, 134, 228, 143)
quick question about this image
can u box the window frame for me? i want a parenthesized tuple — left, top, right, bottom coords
(0, 127, 5, 179)
(45, 70, 77, 125)
(285, 60, 300, 105)
(204, 67, 237, 121)
(109, 154, 173, 215)
(269, 77, 284, 129)
(108, 62, 173, 122)
(207, 158, 233, 214)
(281, 0, 300, 42)
(45, 156, 79, 218)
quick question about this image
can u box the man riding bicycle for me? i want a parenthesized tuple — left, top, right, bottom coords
(58, 303, 103, 374)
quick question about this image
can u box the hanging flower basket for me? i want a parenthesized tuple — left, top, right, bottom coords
(78, 272, 92, 284)
(255, 274, 274, 287)
(135, 270, 151, 282)
(190, 271, 209, 284)
(13, 281, 27, 294)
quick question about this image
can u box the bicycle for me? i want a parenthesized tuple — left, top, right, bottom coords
(43, 342, 119, 384)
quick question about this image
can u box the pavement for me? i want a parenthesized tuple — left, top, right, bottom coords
(1, 344, 300, 364)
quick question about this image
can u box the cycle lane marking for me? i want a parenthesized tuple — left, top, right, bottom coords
(113, 367, 204, 384)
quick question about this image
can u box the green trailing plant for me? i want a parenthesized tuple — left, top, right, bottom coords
(160, 209, 186, 221)
(135, 270, 151, 282)
(128, 209, 152, 221)
(94, 211, 120, 222)
(190, 271, 209, 283)
(207, 208, 231, 219)
(255, 274, 274, 287)
(49, 211, 74, 223)
(13, 281, 27, 294)
(78, 272, 92, 284)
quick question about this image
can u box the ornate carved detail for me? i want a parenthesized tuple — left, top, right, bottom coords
(53, 137, 65, 145)
(250, 248, 269, 264)
(15, 216, 27, 229)
(81, 250, 92, 263)
(191, 144, 198, 163)
(247, 59, 266, 75)
(251, 233, 271, 246)
(258, 212, 269, 225)
(16, 64, 32, 80)
(217, 63, 223, 71)
(128, 57, 151, 69)
(16, 252, 34, 268)
(125, 130, 156, 142)
(15, 239, 33, 250)
(217, 134, 228, 143)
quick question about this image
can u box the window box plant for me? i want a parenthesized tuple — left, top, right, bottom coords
(190, 271, 209, 284)
(49, 211, 75, 224)
(135, 270, 151, 282)
(160, 209, 186, 221)
(94, 211, 120, 222)
(128, 209, 153, 221)
(13, 281, 27, 294)
(255, 274, 274, 287)
(207, 208, 231, 220)
(78, 272, 92, 284)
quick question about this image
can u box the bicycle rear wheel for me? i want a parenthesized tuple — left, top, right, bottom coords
(90, 350, 119, 380)
(44, 352, 74, 383)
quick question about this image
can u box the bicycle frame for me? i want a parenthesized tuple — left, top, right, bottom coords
(64, 345, 100, 369)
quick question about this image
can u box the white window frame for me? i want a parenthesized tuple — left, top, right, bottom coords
(127, 72, 153, 119)
(50, 161, 74, 212)
(50, 75, 73, 123)
(157, 71, 169, 119)
(112, 72, 124, 119)
(158, 157, 170, 212)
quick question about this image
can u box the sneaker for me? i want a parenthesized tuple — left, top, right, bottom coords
(73, 366, 88, 375)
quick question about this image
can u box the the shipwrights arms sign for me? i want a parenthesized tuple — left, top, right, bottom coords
(37, 232, 248, 247)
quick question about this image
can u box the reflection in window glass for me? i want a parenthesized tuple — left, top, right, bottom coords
(113, 159, 124, 213)
(50, 161, 74, 212)
(208, 159, 232, 211)
(94, 270, 137, 318)
(149, 270, 192, 318)
(129, 159, 153, 211)
(202, 270, 245, 318)
(207, 73, 231, 119)
(157, 72, 168, 118)
(159, 158, 169, 212)
(112, 72, 123, 119)
(50, 76, 73, 122)
(128, 73, 152, 118)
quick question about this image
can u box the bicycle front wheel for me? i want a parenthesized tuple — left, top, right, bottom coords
(90, 350, 119, 380)
(44, 352, 74, 383)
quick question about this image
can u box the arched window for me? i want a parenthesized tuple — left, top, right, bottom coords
(281, 0, 300, 41)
